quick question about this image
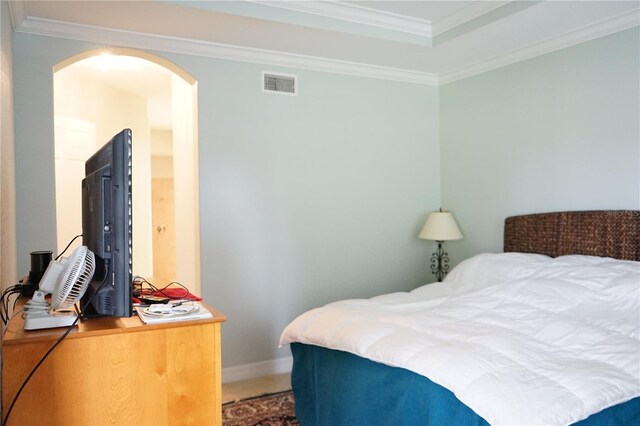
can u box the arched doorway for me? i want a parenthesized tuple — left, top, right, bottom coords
(53, 48, 200, 295)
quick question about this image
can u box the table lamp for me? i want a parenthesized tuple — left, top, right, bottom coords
(419, 209, 463, 282)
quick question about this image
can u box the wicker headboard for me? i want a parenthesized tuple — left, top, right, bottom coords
(504, 210, 640, 261)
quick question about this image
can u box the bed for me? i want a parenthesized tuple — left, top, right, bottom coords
(280, 210, 640, 425)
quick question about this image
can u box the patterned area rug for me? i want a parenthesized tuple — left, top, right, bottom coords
(222, 390, 299, 426)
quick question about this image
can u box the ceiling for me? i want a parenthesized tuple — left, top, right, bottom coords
(8, 1, 639, 85)
(9, 1, 640, 130)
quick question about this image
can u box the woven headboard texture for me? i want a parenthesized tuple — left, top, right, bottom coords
(504, 211, 640, 261)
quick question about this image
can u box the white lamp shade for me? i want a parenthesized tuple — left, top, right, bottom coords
(419, 211, 463, 241)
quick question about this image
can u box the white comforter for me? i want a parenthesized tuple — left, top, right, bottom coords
(280, 253, 640, 425)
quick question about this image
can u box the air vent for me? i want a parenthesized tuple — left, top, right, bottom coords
(263, 72, 297, 95)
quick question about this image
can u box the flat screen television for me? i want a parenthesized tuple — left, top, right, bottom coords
(81, 128, 133, 318)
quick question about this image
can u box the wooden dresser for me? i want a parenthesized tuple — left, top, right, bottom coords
(2, 303, 226, 425)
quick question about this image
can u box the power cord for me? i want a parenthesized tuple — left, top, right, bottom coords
(133, 276, 194, 300)
(2, 316, 80, 426)
(2, 309, 25, 341)
(55, 234, 83, 261)
(0, 285, 24, 326)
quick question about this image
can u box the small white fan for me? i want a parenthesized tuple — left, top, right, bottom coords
(23, 246, 96, 330)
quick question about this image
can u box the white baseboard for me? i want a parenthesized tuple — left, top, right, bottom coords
(222, 356, 293, 384)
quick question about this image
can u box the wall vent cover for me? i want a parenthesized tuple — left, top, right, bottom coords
(263, 72, 297, 95)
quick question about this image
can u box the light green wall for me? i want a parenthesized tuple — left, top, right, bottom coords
(1, 0, 17, 292)
(440, 28, 640, 266)
(12, 34, 440, 367)
(11, 25, 639, 370)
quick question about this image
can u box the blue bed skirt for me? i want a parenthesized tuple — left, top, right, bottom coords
(291, 343, 640, 426)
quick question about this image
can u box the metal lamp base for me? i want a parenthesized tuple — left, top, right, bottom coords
(430, 241, 450, 282)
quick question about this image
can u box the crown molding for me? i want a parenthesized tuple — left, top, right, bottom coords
(439, 7, 640, 85)
(7, 0, 27, 31)
(253, 1, 433, 37)
(429, 1, 509, 36)
(11, 13, 439, 86)
(253, 1, 513, 38)
(7, 1, 639, 88)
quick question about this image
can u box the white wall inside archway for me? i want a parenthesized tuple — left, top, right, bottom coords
(53, 53, 200, 295)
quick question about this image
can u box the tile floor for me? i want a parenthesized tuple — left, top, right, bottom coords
(221, 373, 292, 404)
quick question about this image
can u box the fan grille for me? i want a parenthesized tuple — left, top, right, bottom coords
(53, 247, 96, 310)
